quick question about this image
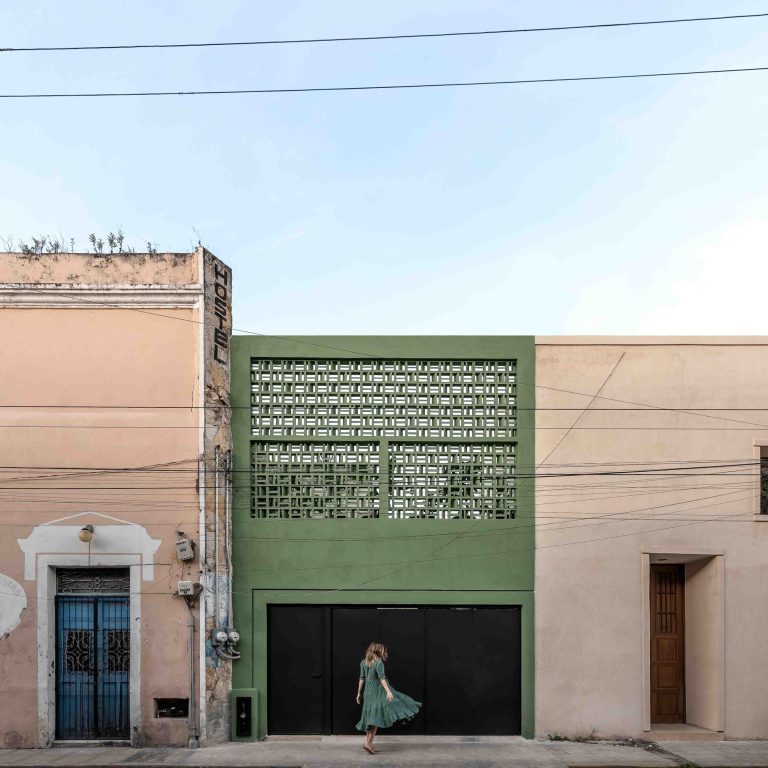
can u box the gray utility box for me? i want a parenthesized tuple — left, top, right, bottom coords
(175, 538, 196, 561)
(230, 688, 258, 741)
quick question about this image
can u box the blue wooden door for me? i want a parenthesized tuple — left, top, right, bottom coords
(96, 597, 130, 737)
(56, 595, 130, 739)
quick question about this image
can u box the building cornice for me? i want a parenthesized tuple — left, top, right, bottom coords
(535, 335, 768, 345)
(0, 283, 203, 308)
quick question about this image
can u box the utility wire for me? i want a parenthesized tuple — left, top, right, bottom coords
(3, 424, 768, 430)
(538, 352, 624, 466)
(0, 480, 756, 505)
(0, 499, 753, 604)
(0, 459, 758, 474)
(6, 405, 768, 410)
(228, 488, 756, 545)
(2, 66, 768, 99)
(0, 459, 761, 470)
(0, 464, 760, 488)
(2, 12, 766, 53)
(17, 289, 768, 428)
(11, 291, 768, 432)
(0, 486, 755, 516)
(223, 502, 751, 602)
(0, 459, 762, 471)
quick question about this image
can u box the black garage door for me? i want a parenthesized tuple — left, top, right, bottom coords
(267, 606, 521, 735)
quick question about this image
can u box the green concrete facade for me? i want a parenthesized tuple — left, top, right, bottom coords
(231, 336, 535, 738)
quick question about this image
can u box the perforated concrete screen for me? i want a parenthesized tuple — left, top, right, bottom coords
(389, 443, 516, 520)
(249, 358, 517, 519)
(251, 359, 516, 438)
(252, 441, 380, 519)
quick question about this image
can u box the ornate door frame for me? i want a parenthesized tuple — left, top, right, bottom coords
(38, 554, 141, 745)
(17, 514, 160, 746)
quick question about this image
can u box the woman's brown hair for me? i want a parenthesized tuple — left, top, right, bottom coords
(364, 641, 388, 666)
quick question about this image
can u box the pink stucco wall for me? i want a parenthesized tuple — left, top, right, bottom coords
(0, 253, 204, 747)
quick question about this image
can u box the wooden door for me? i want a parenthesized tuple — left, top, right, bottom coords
(650, 565, 685, 723)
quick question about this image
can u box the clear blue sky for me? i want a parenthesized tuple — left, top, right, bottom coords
(1, 1, 767, 335)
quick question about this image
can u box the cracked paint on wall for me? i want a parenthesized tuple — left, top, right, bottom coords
(0, 574, 26, 638)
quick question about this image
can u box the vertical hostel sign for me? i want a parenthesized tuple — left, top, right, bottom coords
(211, 260, 230, 365)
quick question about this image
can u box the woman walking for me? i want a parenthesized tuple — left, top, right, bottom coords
(355, 641, 421, 755)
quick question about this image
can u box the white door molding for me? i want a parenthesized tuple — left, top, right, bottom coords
(17, 515, 160, 746)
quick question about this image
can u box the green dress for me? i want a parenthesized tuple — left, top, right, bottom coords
(355, 658, 422, 731)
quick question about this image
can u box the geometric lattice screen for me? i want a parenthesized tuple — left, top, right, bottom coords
(250, 359, 517, 519)
(251, 359, 516, 439)
(389, 443, 516, 520)
(252, 442, 380, 519)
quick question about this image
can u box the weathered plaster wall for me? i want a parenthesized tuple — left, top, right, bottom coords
(200, 251, 233, 744)
(0, 251, 225, 748)
(534, 338, 768, 740)
(0, 252, 197, 285)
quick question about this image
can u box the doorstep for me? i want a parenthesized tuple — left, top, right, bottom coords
(649, 724, 723, 741)
(53, 741, 132, 748)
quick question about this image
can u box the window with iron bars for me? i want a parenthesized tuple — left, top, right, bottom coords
(249, 359, 517, 520)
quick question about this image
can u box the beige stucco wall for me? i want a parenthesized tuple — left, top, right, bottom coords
(685, 557, 723, 731)
(535, 338, 768, 740)
(0, 253, 206, 748)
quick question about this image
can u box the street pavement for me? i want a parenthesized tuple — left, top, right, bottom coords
(0, 737, 767, 768)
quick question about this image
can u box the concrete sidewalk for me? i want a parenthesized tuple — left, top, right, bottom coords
(0, 737, 767, 768)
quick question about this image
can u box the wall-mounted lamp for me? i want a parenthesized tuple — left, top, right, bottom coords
(78, 524, 95, 543)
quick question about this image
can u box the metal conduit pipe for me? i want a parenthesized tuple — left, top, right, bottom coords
(214, 446, 220, 627)
(225, 450, 233, 625)
(187, 602, 199, 748)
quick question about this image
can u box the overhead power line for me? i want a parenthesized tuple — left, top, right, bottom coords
(2, 66, 768, 99)
(0, 460, 758, 472)
(11, 291, 768, 431)
(0, 501, 753, 604)
(2, 12, 766, 53)
(1, 424, 767, 430)
(5, 404, 768, 411)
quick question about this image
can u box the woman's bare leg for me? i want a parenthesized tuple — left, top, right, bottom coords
(369, 725, 377, 750)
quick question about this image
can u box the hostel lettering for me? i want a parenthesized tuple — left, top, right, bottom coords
(212, 262, 230, 365)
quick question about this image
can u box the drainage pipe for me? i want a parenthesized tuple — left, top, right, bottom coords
(225, 450, 233, 626)
(214, 446, 220, 628)
(187, 602, 200, 748)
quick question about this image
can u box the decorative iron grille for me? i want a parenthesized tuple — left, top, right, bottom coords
(389, 443, 516, 519)
(64, 629, 92, 673)
(57, 568, 130, 594)
(252, 441, 380, 518)
(251, 359, 516, 439)
(106, 629, 131, 673)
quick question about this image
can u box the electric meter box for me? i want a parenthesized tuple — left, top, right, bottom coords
(175, 538, 196, 561)
(231, 688, 258, 741)
(177, 580, 195, 596)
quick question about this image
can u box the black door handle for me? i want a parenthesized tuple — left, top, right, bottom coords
(312, 672, 322, 678)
